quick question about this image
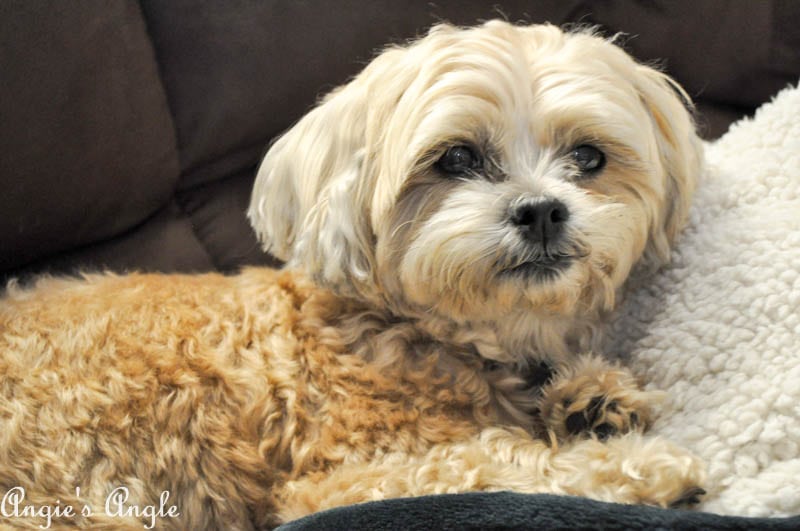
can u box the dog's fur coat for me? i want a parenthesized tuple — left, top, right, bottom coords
(1, 21, 705, 529)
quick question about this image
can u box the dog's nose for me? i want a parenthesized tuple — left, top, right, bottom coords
(511, 199, 569, 244)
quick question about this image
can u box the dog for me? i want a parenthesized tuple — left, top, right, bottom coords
(0, 21, 705, 529)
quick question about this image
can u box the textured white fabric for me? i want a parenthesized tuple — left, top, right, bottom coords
(608, 83, 800, 516)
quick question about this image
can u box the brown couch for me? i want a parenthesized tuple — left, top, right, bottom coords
(2, 1, 799, 284)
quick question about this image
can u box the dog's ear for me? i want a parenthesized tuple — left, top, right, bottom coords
(634, 66, 702, 265)
(248, 80, 376, 295)
(248, 43, 421, 297)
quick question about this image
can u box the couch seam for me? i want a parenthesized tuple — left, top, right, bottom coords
(134, 0, 221, 272)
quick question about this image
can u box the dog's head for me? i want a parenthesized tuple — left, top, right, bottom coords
(249, 21, 701, 334)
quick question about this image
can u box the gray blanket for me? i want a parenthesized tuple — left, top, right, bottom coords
(278, 492, 800, 530)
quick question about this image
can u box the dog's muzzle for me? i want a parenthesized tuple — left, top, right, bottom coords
(498, 198, 579, 280)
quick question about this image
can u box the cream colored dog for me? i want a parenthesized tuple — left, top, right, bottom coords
(0, 21, 704, 529)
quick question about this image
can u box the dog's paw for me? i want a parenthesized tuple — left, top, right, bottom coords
(538, 355, 659, 441)
(604, 434, 707, 508)
(559, 434, 707, 508)
(561, 394, 644, 440)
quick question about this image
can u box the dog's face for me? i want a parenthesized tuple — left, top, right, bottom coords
(249, 21, 701, 337)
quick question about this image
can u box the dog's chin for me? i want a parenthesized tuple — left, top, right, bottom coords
(497, 237, 588, 284)
(498, 255, 574, 282)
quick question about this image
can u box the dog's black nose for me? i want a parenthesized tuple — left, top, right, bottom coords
(511, 199, 569, 244)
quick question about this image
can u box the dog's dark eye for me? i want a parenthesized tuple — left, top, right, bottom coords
(572, 145, 606, 174)
(437, 145, 480, 175)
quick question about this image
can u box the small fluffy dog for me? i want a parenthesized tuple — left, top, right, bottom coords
(1, 21, 705, 529)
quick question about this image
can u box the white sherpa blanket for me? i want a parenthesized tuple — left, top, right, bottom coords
(607, 83, 800, 517)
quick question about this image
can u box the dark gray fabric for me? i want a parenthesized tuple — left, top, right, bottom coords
(175, 169, 282, 272)
(0, 0, 179, 272)
(9, 201, 215, 281)
(572, 1, 800, 108)
(278, 492, 800, 531)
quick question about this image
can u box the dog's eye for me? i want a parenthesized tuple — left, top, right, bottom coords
(572, 145, 606, 174)
(437, 145, 480, 175)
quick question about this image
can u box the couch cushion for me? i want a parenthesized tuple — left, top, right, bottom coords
(0, 0, 178, 272)
(175, 168, 282, 272)
(8, 201, 215, 282)
(581, 0, 800, 109)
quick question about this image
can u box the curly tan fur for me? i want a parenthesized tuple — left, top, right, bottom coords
(1, 270, 703, 529)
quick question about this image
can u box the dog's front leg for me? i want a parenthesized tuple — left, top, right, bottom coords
(273, 426, 704, 522)
(537, 354, 660, 442)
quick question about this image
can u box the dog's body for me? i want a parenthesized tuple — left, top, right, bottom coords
(0, 269, 701, 529)
(1, 21, 705, 529)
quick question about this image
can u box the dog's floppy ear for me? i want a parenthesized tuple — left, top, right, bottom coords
(248, 81, 375, 295)
(248, 44, 419, 298)
(634, 66, 702, 265)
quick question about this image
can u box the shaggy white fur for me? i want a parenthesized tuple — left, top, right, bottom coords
(608, 83, 800, 517)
